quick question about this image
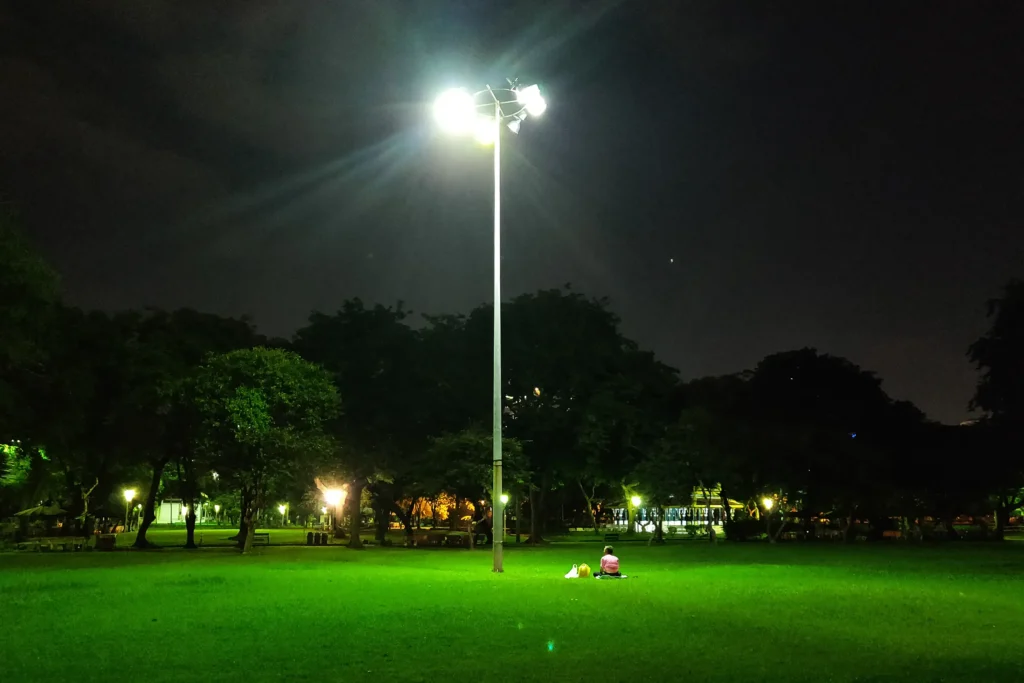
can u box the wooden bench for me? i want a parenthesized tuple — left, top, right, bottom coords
(603, 533, 619, 543)
(253, 532, 270, 546)
(95, 534, 117, 551)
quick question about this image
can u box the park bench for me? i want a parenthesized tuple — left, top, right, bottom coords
(95, 533, 117, 551)
(253, 532, 270, 546)
(604, 533, 619, 543)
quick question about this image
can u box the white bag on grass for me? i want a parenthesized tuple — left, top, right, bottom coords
(564, 564, 579, 579)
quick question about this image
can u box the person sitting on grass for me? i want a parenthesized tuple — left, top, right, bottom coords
(595, 545, 621, 577)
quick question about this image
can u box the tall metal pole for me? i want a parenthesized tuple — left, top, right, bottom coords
(492, 100, 504, 573)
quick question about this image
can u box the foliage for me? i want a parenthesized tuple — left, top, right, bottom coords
(187, 347, 339, 551)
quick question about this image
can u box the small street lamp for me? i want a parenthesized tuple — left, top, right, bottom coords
(499, 494, 509, 540)
(123, 489, 136, 532)
(324, 489, 345, 532)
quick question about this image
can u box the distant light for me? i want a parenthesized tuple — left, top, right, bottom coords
(123, 489, 136, 503)
(762, 497, 774, 510)
(850, 432, 857, 439)
(434, 88, 476, 135)
(214, 504, 221, 513)
(630, 495, 642, 507)
(278, 504, 286, 515)
(321, 506, 328, 514)
(516, 84, 547, 116)
(533, 387, 541, 397)
(546, 640, 555, 652)
(211, 471, 219, 481)
(324, 489, 343, 507)
(500, 494, 509, 505)
(473, 116, 496, 145)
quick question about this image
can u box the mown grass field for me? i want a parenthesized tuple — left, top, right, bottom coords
(2, 541, 1022, 682)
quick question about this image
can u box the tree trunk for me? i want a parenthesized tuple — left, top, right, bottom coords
(626, 491, 636, 536)
(942, 515, 959, 540)
(702, 486, 714, 540)
(650, 505, 665, 545)
(374, 501, 388, 543)
(133, 457, 167, 549)
(527, 487, 540, 544)
(236, 489, 252, 550)
(184, 500, 197, 549)
(514, 490, 522, 544)
(994, 499, 1010, 541)
(450, 496, 460, 532)
(578, 480, 600, 535)
(347, 480, 364, 549)
(841, 513, 854, 543)
(720, 492, 732, 523)
(238, 486, 256, 554)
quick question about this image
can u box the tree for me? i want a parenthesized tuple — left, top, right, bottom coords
(968, 279, 1024, 538)
(188, 347, 339, 553)
(746, 348, 901, 533)
(425, 427, 526, 540)
(120, 309, 263, 549)
(293, 300, 425, 548)
(468, 288, 678, 543)
(0, 208, 60, 468)
(0, 208, 59, 371)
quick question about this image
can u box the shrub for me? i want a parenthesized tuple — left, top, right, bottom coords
(724, 518, 763, 541)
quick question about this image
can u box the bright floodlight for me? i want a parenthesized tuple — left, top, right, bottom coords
(762, 497, 774, 510)
(434, 88, 476, 134)
(516, 84, 546, 116)
(324, 489, 343, 507)
(507, 118, 521, 134)
(278, 504, 286, 515)
(500, 494, 509, 505)
(630, 495, 642, 507)
(214, 504, 221, 513)
(123, 488, 136, 503)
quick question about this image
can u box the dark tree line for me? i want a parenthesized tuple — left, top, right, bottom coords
(2, 210, 1022, 549)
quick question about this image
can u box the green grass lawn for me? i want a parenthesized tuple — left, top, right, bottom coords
(2, 542, 1022, 683)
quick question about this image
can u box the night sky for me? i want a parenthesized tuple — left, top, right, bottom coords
(2, 2, 1022, 424)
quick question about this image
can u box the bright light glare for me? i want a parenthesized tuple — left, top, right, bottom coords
(500, 494, 509, 505)
(214, 504, 221, 513)
(278, 504, 286, 515)
(324, 489, 343, 507)
(123, 488, 136, 503)
(630, 495, 642, 507)
(473, 116, 495, 145)
(762, 497, 774, 510)
(434, 88, 476, 134)
(516, 84, 547, 116)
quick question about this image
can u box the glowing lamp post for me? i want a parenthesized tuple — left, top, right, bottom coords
(278, 504, 287, 526)
(628, 495, 642, 535)
(762, 497, 774, 538)
(324, 489, 345, 533)
(499, 493, 509, 540)
(433, 79, 547, 574)
(123, 489, 136, 531)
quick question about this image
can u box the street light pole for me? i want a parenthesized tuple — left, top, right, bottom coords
(432, 80, 547, 574)
(491, 98, 504, 574)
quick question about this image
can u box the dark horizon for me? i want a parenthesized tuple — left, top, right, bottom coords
(2, 1, 1022, 424)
